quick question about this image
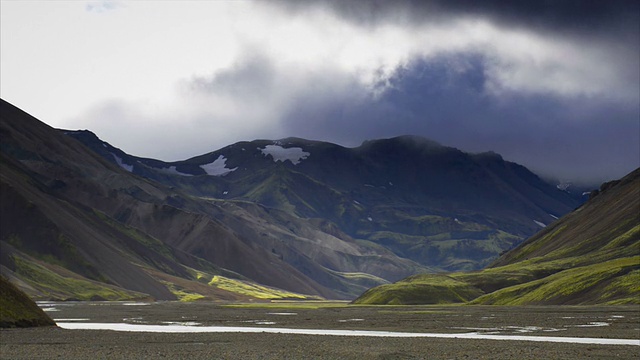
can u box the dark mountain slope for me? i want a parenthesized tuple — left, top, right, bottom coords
(1, 99, 426, 300)
(70, 132, 582, 272)
(492, 169, 640, 267)
(354, 168, 640, 305)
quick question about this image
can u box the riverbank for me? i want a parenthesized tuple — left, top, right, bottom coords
(1, 302, 638, 359)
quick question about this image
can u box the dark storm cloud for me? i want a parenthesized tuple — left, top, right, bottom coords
(173, 1, 639, 184)
(271, 0, 640, 87)
(187, 52, 276, 100)
(280, 54, 639, 184)
(272, 0, 639, 37)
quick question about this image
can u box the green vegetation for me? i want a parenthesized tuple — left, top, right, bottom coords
(0, 276, 55, 328)
(208, 275, 315, 300)
(354, 169, 640, 306)
(12, 256, 146, 301)
(6, 231, 103, 283)
(472, 256, 640, 305)
(353, 274, 484, 305)
(162, 282, 205, 302)
(363, 214, 523, 271)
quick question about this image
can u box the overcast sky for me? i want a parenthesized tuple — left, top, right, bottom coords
(1, 0, 638, 184)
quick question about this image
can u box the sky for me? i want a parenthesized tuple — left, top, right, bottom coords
(1, 0, 638, 184)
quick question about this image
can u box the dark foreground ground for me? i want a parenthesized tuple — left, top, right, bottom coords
(1, 302, 638, 359)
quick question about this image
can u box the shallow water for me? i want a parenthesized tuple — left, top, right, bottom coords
(56, 322, 640, 346)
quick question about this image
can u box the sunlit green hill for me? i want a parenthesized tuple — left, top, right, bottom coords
(354, 168, 640, 305)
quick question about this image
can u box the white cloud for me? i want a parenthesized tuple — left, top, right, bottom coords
(85, 0, 124, 13)
(1, 0, 637, 168)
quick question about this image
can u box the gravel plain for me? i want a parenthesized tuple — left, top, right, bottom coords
(1, 302, 638, 359)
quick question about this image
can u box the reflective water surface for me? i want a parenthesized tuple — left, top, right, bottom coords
(56, 322, 640, 346)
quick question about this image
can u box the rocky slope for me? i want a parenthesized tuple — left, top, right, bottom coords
(68, 132, 582, 272)
(0, 99, 426, 300)
(354, 168, 640, 305)
(0, 98, 589, 301)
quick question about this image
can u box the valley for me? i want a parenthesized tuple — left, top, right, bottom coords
(1, 98, 589, 302)
(1, 301, 638, 359)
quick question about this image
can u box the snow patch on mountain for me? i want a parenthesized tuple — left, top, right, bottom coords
(260, 145, 309, 165)
(111, 153, 133, 172)
(533, 220, 546, 228)
(200, 155, 237, 176)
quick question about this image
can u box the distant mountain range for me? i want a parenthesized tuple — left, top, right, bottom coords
(1, 99, 586, 300)
(68, 129, 583, 272)
(354, 168, 640, 305)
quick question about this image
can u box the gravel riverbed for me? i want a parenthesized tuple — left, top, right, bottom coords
(1, 302, 638, 359)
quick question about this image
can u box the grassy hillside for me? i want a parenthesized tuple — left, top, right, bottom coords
(70, 131, 583, 273)
(0, 275, 55, 328)
(354, 168, 640, 305)
(1, 99, 427, 300)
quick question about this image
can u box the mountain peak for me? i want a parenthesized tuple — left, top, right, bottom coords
(358, 135, 443, 150)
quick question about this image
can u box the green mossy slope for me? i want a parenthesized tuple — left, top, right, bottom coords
(354, 274, 484, 305)
(354, 168, 640, 305)
(0, 275, 55, 328)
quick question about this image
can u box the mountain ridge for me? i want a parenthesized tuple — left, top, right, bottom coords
(1, 99, 429, 300)
(353, 168, 640, 305)
(2, 98, 589, 301)
(68, 128, 582, 271)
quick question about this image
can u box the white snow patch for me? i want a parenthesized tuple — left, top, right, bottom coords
(102, 143, 107, 148)
(582, 191, 591, 196)
(158, 166, 193, 177)
(223, 191, 228, 195)
(533, 220, 546, 228)
(259, 145, 309, 165)
(200, 155, 237, 176)
(549, 214, 559, 220)
(454, 218, 462, 224)
(367, 217, 373, 222)
(110, 153, 133, 172)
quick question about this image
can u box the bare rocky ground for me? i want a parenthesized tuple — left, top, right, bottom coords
(1, 302, 638, 359)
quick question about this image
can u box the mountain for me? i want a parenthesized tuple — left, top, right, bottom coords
(1, 98, 587, 301)
(68, 132, 582, 272)
(0, 99, 427, 300)
(0, 275, 55, 328)
(353, 168, 640, 305)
